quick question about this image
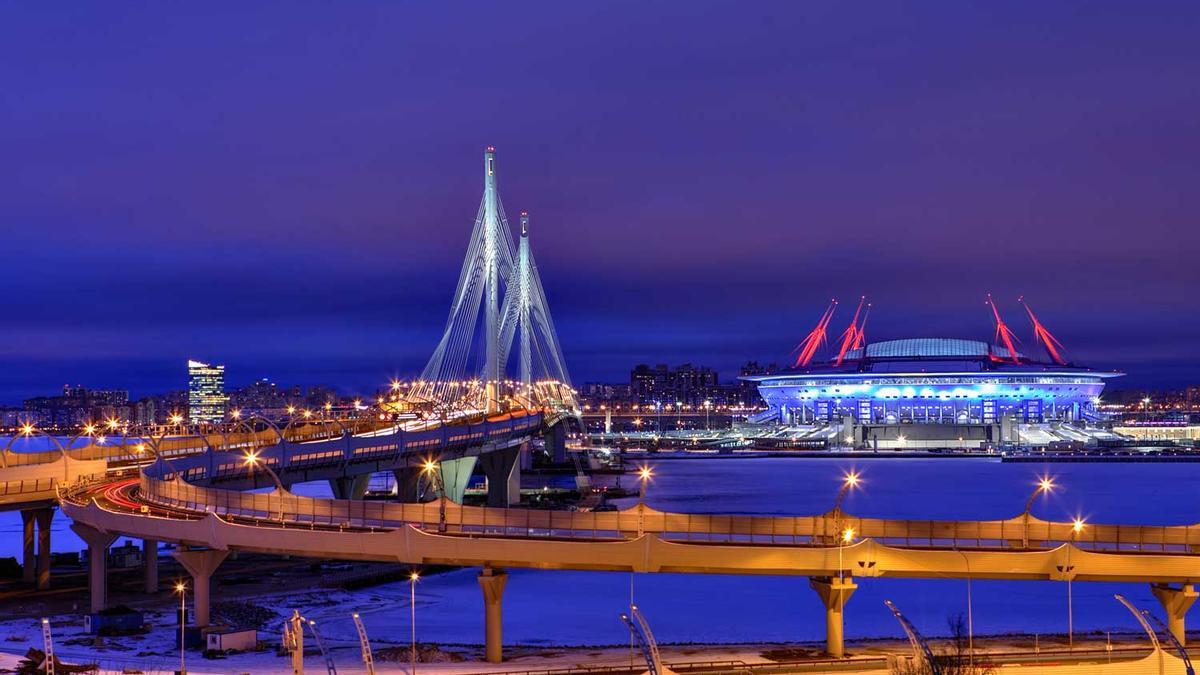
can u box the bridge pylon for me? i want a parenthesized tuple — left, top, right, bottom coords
(416, 149, 575, 414)
(810, 576, 857, 658)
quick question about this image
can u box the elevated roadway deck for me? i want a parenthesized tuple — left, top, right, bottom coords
(60, 470, 1200, 662)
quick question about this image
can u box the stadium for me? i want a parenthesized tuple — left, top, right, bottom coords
(741, 297, 1124, 448)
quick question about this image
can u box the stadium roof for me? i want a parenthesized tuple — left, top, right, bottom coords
(744, 336, 1122, 380)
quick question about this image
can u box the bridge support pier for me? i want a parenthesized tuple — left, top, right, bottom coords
(173, 549, 229, 628)
(479, 446, 521, 507)
(35, 508, 52, 590)
(143, 539, 159, 594)
(478, 568, 508, 663)
(20, 510, 35, 584)
(22, 508, 54, 588)
(546, 424, 567, 464)
(330, 475, 371, 500)
(1152, 582, 1198, 645)
(520, 441, 533, 470)
(393, 466, 424, 502)
(71, 523, 117, 613)
(810, 576, 857, 658)
(439, 456, 477, 504)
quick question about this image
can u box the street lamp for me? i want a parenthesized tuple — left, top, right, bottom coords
(1021, 476, 1056, 549)
(175, 581, 188, 675)
(637, 465, 653, 502)
(1023, 477, 1055, 515)
(410, 570, 419, 675)
(839, 526, 855, 580)
(421, 459, 447, 533)
(704, 400, 712, 431)
(832, 472, 860, 551)
(1067, 517, 1085, 648)
(243, 451, 286, 521)
(832, 471, 860, 514)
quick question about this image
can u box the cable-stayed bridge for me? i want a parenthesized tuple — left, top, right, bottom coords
(12, 150, 1200, 671)
(415, 147, 575, 415)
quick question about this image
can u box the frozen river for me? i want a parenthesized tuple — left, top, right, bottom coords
(4, 455, 1199, 645)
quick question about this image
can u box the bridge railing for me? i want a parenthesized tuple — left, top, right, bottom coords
(1, 477, 58, 497)
(134, 471, 1200, 552)
(1, 417, 391, 469)
(141, 411, 545, 485)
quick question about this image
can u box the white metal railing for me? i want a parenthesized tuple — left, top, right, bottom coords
(134, 472, 1200, 552)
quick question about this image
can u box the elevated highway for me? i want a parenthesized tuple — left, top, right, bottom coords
(61, 469, 1200, 662)
(1, 408, 567, 592)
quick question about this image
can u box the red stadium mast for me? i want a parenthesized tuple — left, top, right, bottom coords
(1019, 296, 1067, 365)
(834, 296, 867, 366)
(986, 294, 1022, 363)
(793, 299, 837, 368)
(851, 303, 870, 351)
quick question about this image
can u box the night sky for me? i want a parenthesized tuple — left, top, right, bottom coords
(2, 2, 1198, 401)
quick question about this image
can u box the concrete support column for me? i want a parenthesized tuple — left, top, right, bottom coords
(35, 508, 53, 590)
(519, 440, 533, 471)
(143, 539, 159, 594)
(438, 456, 478, 504)
(393, 466, 423, 503)
(1152, 583, 1198, 646)
(478, 568, 508, 663)
(329, 474, 371, 500)
(20, 510, 35, 584)
(478, 446, 521, 507)
(546, 424, 567, 464)
(173, 549, 230, 628)
(71, 523, 117, 613)
(810, 576, 857, 658)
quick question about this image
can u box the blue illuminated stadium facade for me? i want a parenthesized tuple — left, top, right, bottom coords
(744, 338, 1121, 425)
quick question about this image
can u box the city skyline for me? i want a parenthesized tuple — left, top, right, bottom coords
(3, 2, 1199, 400)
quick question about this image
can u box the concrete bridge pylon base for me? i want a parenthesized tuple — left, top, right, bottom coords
(479, 445, 522, 507)
(330, 474, 371, 500)
(71, 522, 117, 613)
(810, 575, 857, 658)
(1152, 582, 1198, 646)
(478, 567, 508, 663)
(173, 549, 230, 628)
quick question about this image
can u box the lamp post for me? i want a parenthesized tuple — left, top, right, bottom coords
(1023, 477, 1055, 515)
(422, 459, 447, 533)
(175, 581, 187, 675)
(832, 472, 860, 551)
(243, 451, 287, 521)
(637, 465, 653, 503)
(636, 465, 653, 538)
(953, 547, 974, 665)
(1021, 476, 1055, 549)
(410, 570, 419, 675)
(832, 471, 859, 514)
(1068, 517, 1085, 648)
(704, 400, 712, 431)
(839, 526, 855, 581)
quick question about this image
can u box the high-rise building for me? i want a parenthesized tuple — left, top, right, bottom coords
(187, 360, 227, 423)
(630, 363, 718, 405)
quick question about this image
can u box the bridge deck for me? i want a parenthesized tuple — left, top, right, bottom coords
(60, 472, 1200, 584)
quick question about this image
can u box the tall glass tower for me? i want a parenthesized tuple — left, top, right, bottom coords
(187, 359, 227, 423)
